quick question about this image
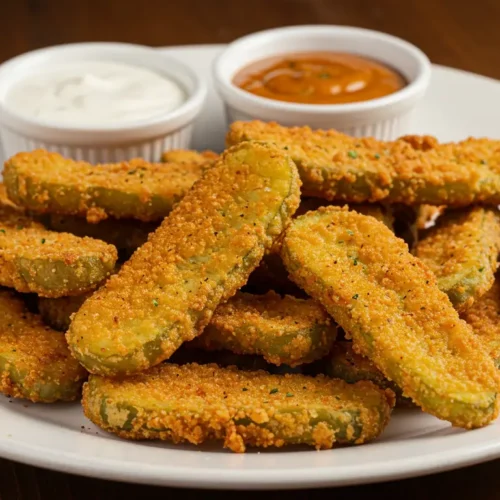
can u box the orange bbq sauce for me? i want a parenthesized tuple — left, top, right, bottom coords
(233, 52, 406, 105)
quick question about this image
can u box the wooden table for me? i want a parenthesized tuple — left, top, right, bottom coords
(1, 1, 499, 498)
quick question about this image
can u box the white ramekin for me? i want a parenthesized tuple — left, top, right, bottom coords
(214, 25, 431, 139)
(0, 43, 206, 162)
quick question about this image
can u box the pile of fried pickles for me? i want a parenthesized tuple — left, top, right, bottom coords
(1, 120, 500, 453)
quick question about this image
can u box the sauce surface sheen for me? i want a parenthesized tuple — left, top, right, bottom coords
(233, 52, 406, 105)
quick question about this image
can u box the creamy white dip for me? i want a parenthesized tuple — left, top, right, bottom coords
(5, 61, 186, 126)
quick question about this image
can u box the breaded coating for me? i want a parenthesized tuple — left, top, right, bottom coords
(227, 121, 500, 206)
(48, 214, 158, 254)
(189, 291, 336, 366)
(39, 293, 90, 331)
(0, 224, 117, 298)
(0, 183, 28, 212)
(0, 290, 87, 402)
(414, 207, 500, 311)
(296, 198, 394, 229)
(67, 142, 301, 376)
(161, 149, 219, 164)
(38, 265, 123, 330)
(327, 342, 412, 407)
(4, 150, 209, 223)
(0, 182, 117, 297)
(349, 204, 394, 230)
(41, 290, 335, 367)
(461, 279, 500, 367)
(248, 202, 393, 296)
(0, 183, 43, 229)
(281, 206, 500, 428)
(82, 362, 394, 452)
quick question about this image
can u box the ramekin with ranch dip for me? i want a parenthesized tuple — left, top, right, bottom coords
(214, 25, 431, 139)
(0, 43, 206, 162)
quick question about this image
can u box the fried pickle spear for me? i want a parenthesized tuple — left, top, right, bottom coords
(41, 290, 335, 367)
(0, 186, 118, 297)
(281, 206, 500, 428)
(43, 289, 334, 365)
(39, 293, 304, 373)
(0, 290, 87, 402)
(4, 150, 210, 223)
(227, 121, 500, 206)
(461, 279, 500, 367)
(47, 214, 158, 255)
(161, 149, 219, 164)
(67, 142, 301, 376)
(83, 362, 394, 452)
(327, 342, 411, 407)
(0, 228, 117, 297)
(189, 291, 336, 366)
(414, 207, 500, 311)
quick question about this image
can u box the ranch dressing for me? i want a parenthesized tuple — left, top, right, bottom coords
(5, 61, 186, 126)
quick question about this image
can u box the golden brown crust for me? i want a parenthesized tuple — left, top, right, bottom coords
(414, 207, 500, 311)
(227, 121, 500, 205)
(0, 183, 43, 229)
(399, 135, 439, 151)
(0, 183, 118, 297)
(281, 206, 500, 428)
(0, 183, 25, 211)
(82, 362, 394, 452)
(41, 290, 335, 368)
(461, 279, 500, 366)
(0, 290, 87, 402)
(327, 341, 413, 407)
(67, 142, 301, 376)
(160, 149, 219, 164)
(0, 230, 117, 288)
(190, 291, 336, 366)
(4, 150, 209, 222)
(295, 198, 394, 229)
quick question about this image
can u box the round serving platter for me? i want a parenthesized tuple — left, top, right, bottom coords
(0, 44, 500, 490)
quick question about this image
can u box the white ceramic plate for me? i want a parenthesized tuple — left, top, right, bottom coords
(1, 45, 500, 490)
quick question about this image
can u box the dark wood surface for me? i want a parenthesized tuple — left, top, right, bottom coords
(1, 1, 500, 498)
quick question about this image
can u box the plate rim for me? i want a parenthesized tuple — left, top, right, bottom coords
(1, 413, 500, 490)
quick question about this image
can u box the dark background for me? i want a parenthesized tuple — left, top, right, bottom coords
(2, 0, 500, 80)
(1, 0, 500, 498)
